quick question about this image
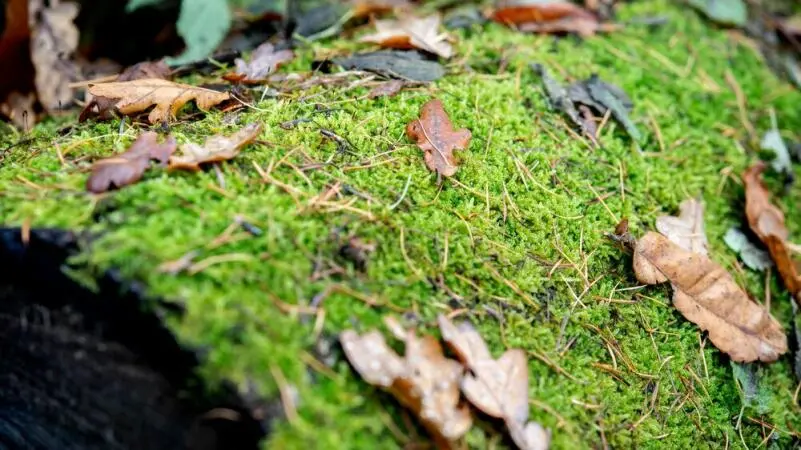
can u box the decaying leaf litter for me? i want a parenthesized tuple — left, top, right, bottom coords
(2, 0, 801, 448)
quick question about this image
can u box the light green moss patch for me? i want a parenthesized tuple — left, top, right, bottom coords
(2, 1, 801, 448)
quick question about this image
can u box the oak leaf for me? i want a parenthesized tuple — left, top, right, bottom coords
(438, 315, 550, 450)
(360, 13, 453, 59)
(86, 132, 177, 193)
(406, 99, 472, 178)
(224, 42, 294, 84)
(340, 327, 472, 449)
(633, 231, 787, 362)
(743, 163, 801, 299)
(168, 123, 262, 171)
(84, 79, 230, 123)
(80, 61, 172, 122)
(655, 198, 709, 256)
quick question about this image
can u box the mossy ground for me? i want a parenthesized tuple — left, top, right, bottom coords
(2, 1, 801, 448)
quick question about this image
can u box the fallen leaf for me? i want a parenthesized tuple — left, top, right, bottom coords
(169, 123, 262, 171)
(224, 42, 294, 84)
(444, 6, 488, 30)
(438, 315, 550, 450)
(86, 132, 177, 193)
(518, 15, 611, 37)
(731, 362, 770, 414)
(83, 79, 230, 123)
(351, 0, 411, 18)
(80, 60, 172, 122)
(532, 64, 582, 132)
(723, 227, 773, 271)
(633, 231, 787, 362)
(585, 74, 642, 144)
(168, 0, 231, 65)
(687, 0, 746, 26)
(331, 50, 445, 82)
(760, 110, 792, 175)
(491, 0, 596, 26)
(0, 91, 36, 131)
(360, 13, 453, 59)
(29, 0, 80, 113)
(368, 80, 407, 99)
(406, 99, 472, 178)
(655, 198, 709, 256)
(340, 328, 472, 449)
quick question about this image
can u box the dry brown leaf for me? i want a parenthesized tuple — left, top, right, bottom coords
(83, 79, 230, 124)
(634, 231, 787, 362)
(86, 132, 177, 193)
(341, 328, 472, 449)
(438, 315, 550, 450)
(351, 0, 411, 18)
(223, 42, 294, 84)
(406, 99, 472, 178)
(360, 13, 453, 59)
(517, 16, 614, 37)
(491, 0, 597, 25)
(80, 61, 172, 122)
(368, 80, 407, 99)
(743, 163, 801, 299)
(655, 197, 709, 256)
(29, 0, 80, 113)
(168, 123, 262, 171)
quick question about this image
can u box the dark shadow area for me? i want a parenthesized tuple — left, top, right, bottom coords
(0, 228, 266, 450)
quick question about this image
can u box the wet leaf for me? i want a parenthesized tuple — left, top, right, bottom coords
(491, 0, 596, 27)
(723, 227, 773, 272)
(655, 198, 709, 256)
(368, 80, 408, 99)
(340, 328, 472, 449)
(531, 64, 582, 132)
(332, 50, 445, 82)
(438, 315, 550, 450)
(687, 0, 746, 26)
(731, 362, 771, 414)
(169, 123, 262, 171)
(360, 13, 453, 59)
(29, 0, 80, 113)
(742, 163, 801, 299)
(407, 99, 472, 178)
(86, 132, 177, 193)
(585, 74, 642, 143)
(444, 6, 487, 30)
(633, 231, 787, 362)
(760, 111, 792, 175)
(224, 42, 294, 84)
(83, 79, 230, 123)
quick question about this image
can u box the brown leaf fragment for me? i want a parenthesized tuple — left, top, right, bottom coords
(80, 61, 172, 122)
(29, 0, 80, 113)
(360, 13, 453, 59)
(633, 232, 787, 362)
(341, 328, 472, 449)
(438, 315, 550, 450)
(491, 0, 597, 26)
(655, 197, 709, 256)
(86, 132, 177, 193)
(743, 163, 801, 300)
(517, 15, 611, 37)
(168, 123, 262, 171)
(368, 80, 407, 99)
(351, 0, 411, 18)
(84, 79, 230, 124)
(224, 42, 294, 84)
(406, 99, 472, 178)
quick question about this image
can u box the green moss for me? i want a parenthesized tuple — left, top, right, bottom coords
(2, 1, 801, 448)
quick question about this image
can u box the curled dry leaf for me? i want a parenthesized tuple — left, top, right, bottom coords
(655, 198, 709, 256)
(491, 0, 601, 37)
(743, 163, 801, 299)
(80, 60, 172, 122)
(634, 231, 787, 362)
(340, 328, 472, 449)
(169, 123, 262, 171)
(83, 79, 230, 124)
(407, 99, 472, 178)
(438, 315, 550, 450)
(86, 132, 177, 193)
(224, 42, 294, 84)
(29, 0, 80, 113)
(360, 13, 453, 59)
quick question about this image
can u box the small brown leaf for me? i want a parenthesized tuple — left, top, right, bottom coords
(655, 197, 709, 256)
(406, 99, 472, 178)
(84, 79, 230, 123)
(224, 42, 294, 84)
(438, 315, 550, 450)
(517, 16, 613, 37)
(168, 123, 262, 171)
(633, 231, 787, 362)
(351, 0, 411, 18)
(743, 163, 801, 299)
(491, 0, 596, 26)
(80, 60, 172, 122)
(86, 132, 177, 193)
(341, 328, 472, 449)
(368, 80, 407, 99)
(360, 14, 453, 59)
